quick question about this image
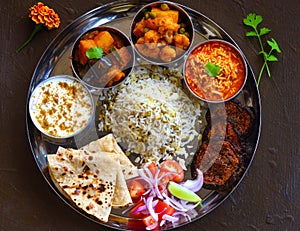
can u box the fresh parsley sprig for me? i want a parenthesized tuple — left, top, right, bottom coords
(243, 13, 281, 86)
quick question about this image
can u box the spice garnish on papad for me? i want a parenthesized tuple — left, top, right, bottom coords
(48, 147, 118, 222)
(81, 134, 138, 179)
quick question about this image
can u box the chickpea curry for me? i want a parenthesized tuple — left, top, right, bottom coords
(132, 3, 192, 63)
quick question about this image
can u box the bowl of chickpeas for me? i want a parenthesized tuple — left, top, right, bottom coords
(130, 1, 194, 65)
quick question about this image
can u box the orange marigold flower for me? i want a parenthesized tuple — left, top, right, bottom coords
(29, 2, 60, 29)
(16, 2, 61, 52)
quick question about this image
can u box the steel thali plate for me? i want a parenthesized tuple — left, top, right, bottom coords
(26, 0, 261, 230)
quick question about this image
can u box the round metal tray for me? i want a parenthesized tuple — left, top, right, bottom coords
(26, 0, 261, 230)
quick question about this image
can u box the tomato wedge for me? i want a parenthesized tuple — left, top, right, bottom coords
(127, 179, 146, 202)
(155, 200, 175, 220)
(146, 161, 157, 177)
(142, 215, 158, 230)
(159, 159, 184, 183)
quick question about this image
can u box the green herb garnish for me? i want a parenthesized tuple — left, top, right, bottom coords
(86, 46, 103, 59)
(243, 13, 282, 86)
(205, 62, 220, 77)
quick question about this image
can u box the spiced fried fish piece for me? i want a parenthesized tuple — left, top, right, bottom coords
(191, 140, 240, 190)
(203, 120, 241, 151)
(206, 100, 254, 137)
(191, 100, 253, 190)
(225, 101, 254, 136)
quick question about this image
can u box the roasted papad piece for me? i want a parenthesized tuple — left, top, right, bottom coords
(47, 147, 118, 223)
(81, 134, 138, 179)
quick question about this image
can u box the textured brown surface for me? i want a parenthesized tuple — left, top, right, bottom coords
(0, 0, 299, 230)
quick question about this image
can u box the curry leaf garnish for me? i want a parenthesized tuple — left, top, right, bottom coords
(243, 13, 281, 85)
(205, 62, 220, 77)
(86, 46, 103, 59)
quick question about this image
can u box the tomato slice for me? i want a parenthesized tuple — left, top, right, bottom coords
(159, 159, 184, 183)
(127, 179, 146, 202)
(142, 215, 158, 230)
(155, 200, 175, 220)
(146, 161, 157, 177)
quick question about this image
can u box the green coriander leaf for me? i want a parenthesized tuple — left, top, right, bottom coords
(86, 46, 103, 59)
(259, 27, 271, 36)
(246, 31, 258, 37)
(205, 62, 221, 77)
(244, 13, 282, 85)
(243, 13, 263, 29)
(267, 55, 278, 62)
(267, 38, 282, 53)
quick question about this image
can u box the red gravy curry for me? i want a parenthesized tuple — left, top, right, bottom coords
(185, 40, 246, 102)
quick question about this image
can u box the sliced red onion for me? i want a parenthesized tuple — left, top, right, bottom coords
(131, 163, 203, 230)
(157, 171, 176, 182)
(179, 199, 202, 211)
(143, 188, 152, 196)
(186, 207, 198, 219)
(179, 169, 203, 192)
(131, 203, 147, 214)
(162, 214, 179, 222)
(144, 165, 155, 179)
(155, 170, 172, 195)
(161, 192, 188, 212)
(138, 169, 154, 195)
(131, 199, 159, 216)
(160, 219, 166, 227)
(153, 169, 164, 199)
(146, 196, 158, 221)
(173, 211, 192, 222)
(145, 162, 158, 175)
(138, 169, 154, 185)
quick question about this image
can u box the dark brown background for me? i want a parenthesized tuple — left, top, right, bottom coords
(0, 0, 299, 230)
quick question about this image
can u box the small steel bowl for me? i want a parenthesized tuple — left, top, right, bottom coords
(28, 75, 94, 139)
(183, 39, 248, 103)
(130, 1, 194, 66)
(71, 26, 135, 92)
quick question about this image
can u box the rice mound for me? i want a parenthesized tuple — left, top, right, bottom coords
(98, 66, 201, 165)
